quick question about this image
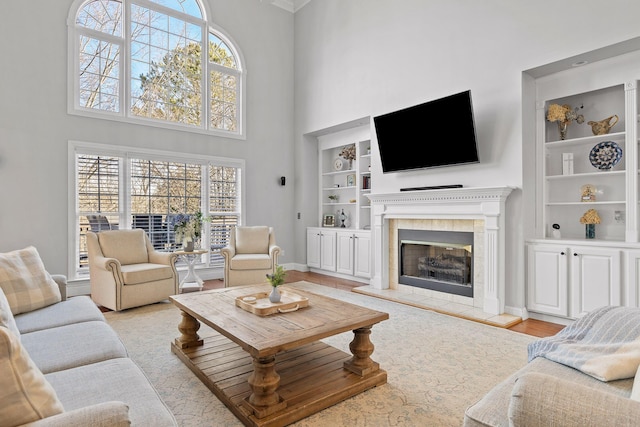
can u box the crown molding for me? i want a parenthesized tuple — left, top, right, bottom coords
(268, 0, 310, 13)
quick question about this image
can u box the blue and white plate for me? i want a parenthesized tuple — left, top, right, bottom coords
(589, 141, 622, 170)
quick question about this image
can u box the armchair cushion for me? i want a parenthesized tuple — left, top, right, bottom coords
(236, 226, 269, 254)
(98, 230, 148, 265)
(229, 254, 273, 270)
(121, 263, 175, 285)
(0, 247, 61, 315)
(0, 326, 64, 427)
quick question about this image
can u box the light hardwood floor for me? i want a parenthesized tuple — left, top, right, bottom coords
(203, 270, 566, 338)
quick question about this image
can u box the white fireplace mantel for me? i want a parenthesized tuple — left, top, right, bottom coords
(366, 186, 514, 315)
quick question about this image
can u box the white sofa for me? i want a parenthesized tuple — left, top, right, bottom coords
(0, 247, 176, 426)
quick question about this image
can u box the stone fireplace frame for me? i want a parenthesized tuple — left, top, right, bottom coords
(367, 186, 513, 315)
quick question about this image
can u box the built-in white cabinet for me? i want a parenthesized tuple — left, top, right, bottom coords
(527, 242, 621, 319)
(336, 230, 371, 278)
(306, 228, 337, 272)
(524, 51, 640, 322)
(307, 227, 371, 281)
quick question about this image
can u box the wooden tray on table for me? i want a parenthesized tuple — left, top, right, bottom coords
(235, 290, 309, 316)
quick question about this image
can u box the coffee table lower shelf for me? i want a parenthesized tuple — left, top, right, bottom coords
(171, 328, 387, 427)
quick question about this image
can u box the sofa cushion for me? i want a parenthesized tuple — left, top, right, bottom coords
(0, 287, 20, 338)
(46, 358, 177, 426)
(27, 401, 131, 426)
(121, 263, 174, 285)
(0, 326, 64, 427)
(0, 246, 61, 315)
(229, 253, 272, 270)
(98, 229, 149, 265)
(20, 321, 128, 374)
(235, 226, 269, 254)
(15, 295, 105, 334)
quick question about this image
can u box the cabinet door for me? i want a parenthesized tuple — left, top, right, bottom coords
(319, 230, 337, 271)
(570, 246, 621, 318)
(625, 250, 640, 308)
(306, 229, 321, 269)
(526, 244, 569, 317)
(336, 232, 354, 275)
(353, 231, 371, 278)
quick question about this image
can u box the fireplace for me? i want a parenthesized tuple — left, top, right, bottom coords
(398, 229, 473, 297)
(367, 186, 513, 315)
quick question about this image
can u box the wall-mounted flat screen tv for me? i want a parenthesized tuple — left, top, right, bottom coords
(374, 90, 479, 173)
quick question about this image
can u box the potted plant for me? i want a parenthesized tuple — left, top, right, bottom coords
(173, 211, 211, 251)
(328, 194, 339, 203)
(266, 265, 286, 303)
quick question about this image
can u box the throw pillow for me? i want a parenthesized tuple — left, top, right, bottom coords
(0, 326, 64, 426)
(0, 287, 20, 339)
(631, 365, 640, 401)
(0, 246, 61, 315)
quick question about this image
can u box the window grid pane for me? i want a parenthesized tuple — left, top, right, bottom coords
(78, 36, 121, 112)
(208, 166, 239, 265)
(77, 154, 121, 268)
(130, 4, 203, 126)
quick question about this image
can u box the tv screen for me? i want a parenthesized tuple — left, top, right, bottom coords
(374, 90, 479, 173)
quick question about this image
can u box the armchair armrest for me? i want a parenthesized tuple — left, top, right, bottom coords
(91, 255, 122, 273)
(21, 401, 130, 427)
(220, 245, 235, 261)
(269, 245, 281, 263)
(508, 372, 640, 427)
(148, 250, 177, 266)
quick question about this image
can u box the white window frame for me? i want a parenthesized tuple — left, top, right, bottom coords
(66, 0, 247, 139)
(68, 140, 245, 279)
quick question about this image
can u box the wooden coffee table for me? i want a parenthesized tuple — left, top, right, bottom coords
(169, 283, 389, 427)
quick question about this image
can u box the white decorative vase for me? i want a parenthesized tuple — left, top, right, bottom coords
(269, 286, 281, 303)
(183, 239, 194, 252)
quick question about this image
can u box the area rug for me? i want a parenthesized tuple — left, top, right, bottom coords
(104, 281, 535, 426)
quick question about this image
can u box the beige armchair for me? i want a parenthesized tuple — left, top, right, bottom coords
(86, 229, 179, 311)
(220, 226, 281, 287)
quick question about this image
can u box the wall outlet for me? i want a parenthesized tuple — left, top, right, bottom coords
(280, 250, 285, 257)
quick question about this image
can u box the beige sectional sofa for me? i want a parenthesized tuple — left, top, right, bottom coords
(0, 246, 177, 426)
(464, 306, 640, 426)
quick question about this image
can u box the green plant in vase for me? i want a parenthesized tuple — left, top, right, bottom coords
(266, 265, 287, 303)
(328, 194, 339, 203)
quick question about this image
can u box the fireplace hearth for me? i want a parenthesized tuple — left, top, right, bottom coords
(399, 229, 473, 297)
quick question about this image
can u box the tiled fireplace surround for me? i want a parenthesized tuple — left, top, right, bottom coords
(357, 187, 515, 325)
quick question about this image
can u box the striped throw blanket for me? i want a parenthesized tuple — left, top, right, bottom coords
(528, 306, 640, 381)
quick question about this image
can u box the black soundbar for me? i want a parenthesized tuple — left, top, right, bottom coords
(400, 185, 463, 192)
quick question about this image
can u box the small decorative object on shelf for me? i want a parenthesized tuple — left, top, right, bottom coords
(347, 174, 355, 187)
(328, 194, 339, 203)
(580, 208, 601, 239)
(546, 103, 584, 140)
(552, 223, 561, 239)
(339, 144, 356, 169)
(339, 209, 347, 228)
(587, 115, 619, 135)
(266, 265, 286, 303)
(581, 184, 596, 202)
(323, 214, 335, 227)
(562, 153, 574, 175)
(589, 141, 622, 171)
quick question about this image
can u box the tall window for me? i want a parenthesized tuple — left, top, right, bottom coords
(74, 143, 243, 277)
(69, 0, 245, 138)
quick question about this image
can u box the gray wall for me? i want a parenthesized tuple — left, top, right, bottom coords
(0, 0, 294, 275)
(292, 0, 640, 312)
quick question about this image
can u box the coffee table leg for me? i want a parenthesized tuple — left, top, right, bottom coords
(174, 310, 203, 349)
(344, 325, 380, 376)
(242, 356, 287, 418)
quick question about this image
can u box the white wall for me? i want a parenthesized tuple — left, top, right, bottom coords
(292, 0, 640, 311)
(0, 0, 294, 276)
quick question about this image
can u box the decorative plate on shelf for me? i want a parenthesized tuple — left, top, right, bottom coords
(589, 141, 622, 171)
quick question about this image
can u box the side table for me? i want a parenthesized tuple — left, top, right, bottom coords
(174, 249, 208, 293)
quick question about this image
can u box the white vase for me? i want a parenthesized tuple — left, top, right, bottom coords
(183, 239, 194, 252)
(269, 286, 281, 303)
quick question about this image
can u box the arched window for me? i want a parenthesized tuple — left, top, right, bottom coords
(68, 0, 245, 138)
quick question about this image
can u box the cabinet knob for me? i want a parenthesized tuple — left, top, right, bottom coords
(573, 253, 578, 256)
(560, 252, 565, 255)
